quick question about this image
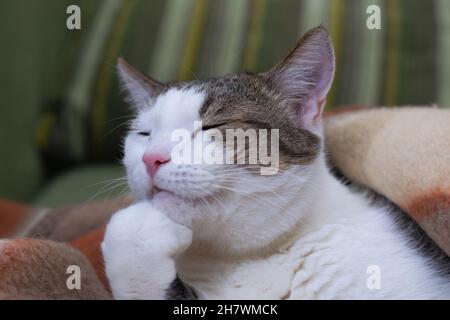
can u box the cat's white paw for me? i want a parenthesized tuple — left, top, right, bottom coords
(102, 201, 193, 299)
(102, 201, 193, 256)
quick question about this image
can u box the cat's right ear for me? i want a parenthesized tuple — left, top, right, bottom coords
(117, 58, 164, 111)
(262, 26, 335, 128)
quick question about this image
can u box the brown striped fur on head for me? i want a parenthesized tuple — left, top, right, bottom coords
(196, 26, 335, 169)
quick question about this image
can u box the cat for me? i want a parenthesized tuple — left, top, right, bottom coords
(101, 26, 450, 299)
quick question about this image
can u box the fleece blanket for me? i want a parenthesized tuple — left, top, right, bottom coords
(0, 107, 449, 299)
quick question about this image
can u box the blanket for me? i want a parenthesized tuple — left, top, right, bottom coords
(0, 107, 449, 299)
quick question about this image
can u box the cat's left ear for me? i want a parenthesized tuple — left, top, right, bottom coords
(117, 58, 164, 111)
(263, 26, 335, 128)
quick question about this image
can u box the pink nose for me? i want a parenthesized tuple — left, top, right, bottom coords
(142, 153, 170, 177)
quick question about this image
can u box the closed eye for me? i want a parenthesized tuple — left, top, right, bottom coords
(202, 121, 267, 131)
(137, 131, 151, 137)
(202, 123, 227, 131)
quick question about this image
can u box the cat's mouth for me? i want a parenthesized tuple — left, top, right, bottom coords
(150, 186, 174, 198)
(150, 186, 190, 201)
(150, 186, 163, 197)
(150, 185, 204, 204)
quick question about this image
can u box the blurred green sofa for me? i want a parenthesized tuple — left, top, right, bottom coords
(1, 0, 449, 207)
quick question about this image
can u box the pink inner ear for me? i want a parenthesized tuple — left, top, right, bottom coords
(315, 63, 335, 99)
(314, 98, 326, 123)
(298, 59, 333, 128)
(299, 98, 326, 128)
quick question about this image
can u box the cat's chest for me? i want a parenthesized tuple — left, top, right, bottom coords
(176, 235, 347, 299)
(177, 251, 298, 299)
(176, 224, 371, 299)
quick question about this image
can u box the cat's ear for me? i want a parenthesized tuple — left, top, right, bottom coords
(117, 58, 164, 111)
(263, 26, 335, 128)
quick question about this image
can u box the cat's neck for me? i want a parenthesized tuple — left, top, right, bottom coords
(189, 152, 367, 260)
(303, 156, 370, 231)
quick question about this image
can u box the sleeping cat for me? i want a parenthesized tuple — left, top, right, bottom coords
(101, 26, 450, 299)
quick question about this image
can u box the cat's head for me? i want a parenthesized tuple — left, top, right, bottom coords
(119, 26, 334, 217)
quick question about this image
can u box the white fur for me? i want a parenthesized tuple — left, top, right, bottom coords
(103, 89, 450, 300)
(102, 202, 192, 299)
(123, 88, 205, 199)
(178, 156, 450, 299)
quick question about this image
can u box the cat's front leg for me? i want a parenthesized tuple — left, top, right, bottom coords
(102, 201, 194, 299)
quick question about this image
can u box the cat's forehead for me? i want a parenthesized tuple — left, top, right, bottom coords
(135, 87, 205, 131)
(195, 74, 281, 126)
(192, 74, 276, 112)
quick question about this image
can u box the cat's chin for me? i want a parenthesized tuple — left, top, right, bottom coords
(150, 188, 200, 228)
